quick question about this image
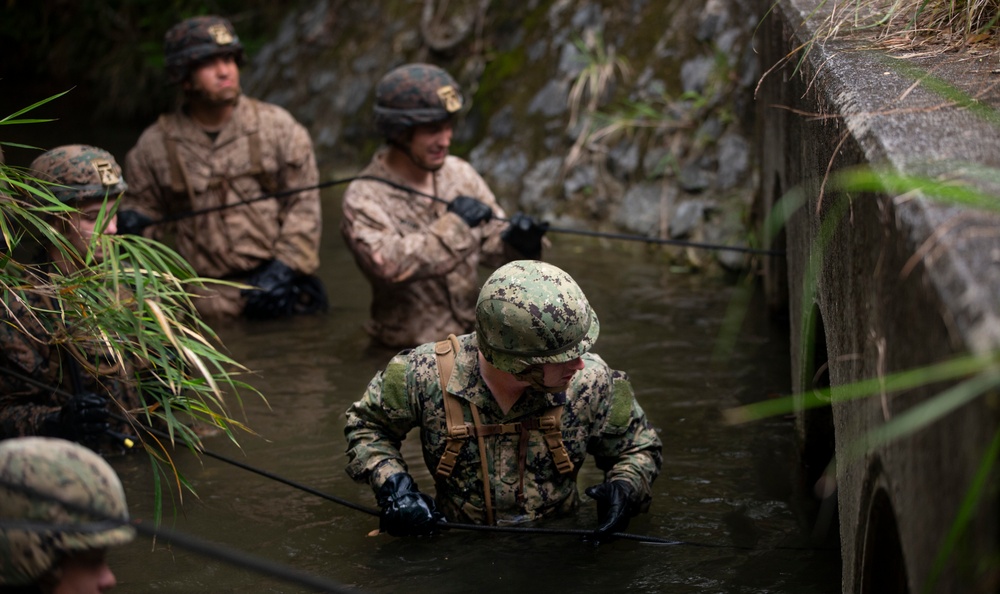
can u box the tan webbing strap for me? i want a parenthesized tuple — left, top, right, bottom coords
(247, 99, 278, 194)
(539, 406, 574, 474)
(159, 114, 193, 200)
(468, 402, 495, 526)
(434, 335, 468, 479)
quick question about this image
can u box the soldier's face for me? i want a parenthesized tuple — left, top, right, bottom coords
(407, 121, 452, 171)
(50, 548, 117, 594)
(63, 200, 117, 263)
(185, 54, 241, 106)
(538, 357, 586, 391)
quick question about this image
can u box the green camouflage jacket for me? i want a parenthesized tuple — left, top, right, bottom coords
(0, 290, 143, 452)
(344, 333, 662, 524)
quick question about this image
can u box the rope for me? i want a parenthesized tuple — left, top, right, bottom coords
(0, 476, 364, 594)
(134, 174, 784, 256)
(0, 359, 827, 552)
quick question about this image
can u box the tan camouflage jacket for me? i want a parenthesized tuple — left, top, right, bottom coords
(123, 97, 321, 285)
(341, 149, 521, 348)
(344, 333, 663, 525)
(0, 290, 143, 452)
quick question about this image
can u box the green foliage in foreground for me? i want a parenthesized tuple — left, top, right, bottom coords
(1, 96, 263, 513)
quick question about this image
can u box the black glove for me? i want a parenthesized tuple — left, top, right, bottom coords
(43, 391, 110, 446)
(502, 212, 549, 259)
(447, 195, 493, 228)
(376, 472, 445, 537)
(585, 480, 641, 539)
(242, 259, 298, 320)
(115, 210, 155, 235)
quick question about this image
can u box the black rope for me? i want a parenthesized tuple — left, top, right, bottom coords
(134, 174, 784, 256)
(0, 476, 364, 594)
(0, 367, 824, 552)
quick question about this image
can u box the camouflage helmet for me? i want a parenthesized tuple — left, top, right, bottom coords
(374, 63, 464, 139)
(29, 145, 127, 204)
(164, 15, 245, 84)
(476, 260, 600, 375)
(0, 437, 134, 586)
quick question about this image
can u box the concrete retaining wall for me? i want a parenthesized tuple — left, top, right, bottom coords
(756, 0, 1000, 591)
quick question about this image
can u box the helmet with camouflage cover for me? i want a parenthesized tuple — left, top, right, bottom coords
(164, 15, 245, 84)
(475, 260, 600, 375)
(0, 437, 134, 586)
(29, 145, 128, 204)
(374, 63, 464, 141)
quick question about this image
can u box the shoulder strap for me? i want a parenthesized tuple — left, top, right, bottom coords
(435, 335, 468, 478)
(158, 114, 191, 197)
(245, 98, 278, 194)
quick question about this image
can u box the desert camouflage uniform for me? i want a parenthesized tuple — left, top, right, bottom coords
(344, 332, 662, 524)
(0, 290, 143, 451)
(342, 150, 518, 348)
(123, 96, 321, 317)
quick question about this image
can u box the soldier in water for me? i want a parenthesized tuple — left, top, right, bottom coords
(120, 15, 326, 320)
(341, 63, 550, 348)
(345, 260, 662, 537)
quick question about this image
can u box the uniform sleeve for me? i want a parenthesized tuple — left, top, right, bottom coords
(458, 170, 514, 269)
(344, 352, 421, 491)
(273, 119, 322, 274)
(341, 181, 481, 284)
(587, 369, 663, 501)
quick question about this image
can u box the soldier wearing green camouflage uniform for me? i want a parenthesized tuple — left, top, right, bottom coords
(120, 15, 325, 320)
(0, 146, 142, 453)
(342, 63, 550, 348)
(345, 260, 661, 536)
(0, 437, 135, 592)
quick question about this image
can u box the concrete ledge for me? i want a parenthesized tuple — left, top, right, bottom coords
(757, 0, 1000, 591)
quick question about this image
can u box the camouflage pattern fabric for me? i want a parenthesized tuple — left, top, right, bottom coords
(344, 332, 663, 525)
(475, 260, 602, 374)
(0, 289, 144, 452)
(123, 96, 321, 318)
(29, 144, 127, 204)
(164, 15, 245, 84)
(341, 149, 524, 348)
(374, 63, 464, 132)
(0, 437, 134, 585)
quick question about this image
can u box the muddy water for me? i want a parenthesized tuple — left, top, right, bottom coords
(107, 189, 841, 593)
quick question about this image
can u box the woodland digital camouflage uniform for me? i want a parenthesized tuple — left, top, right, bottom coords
(341, 152, 520, 348)
(0, 290, 143, 452)
(344, 332, 663, 524)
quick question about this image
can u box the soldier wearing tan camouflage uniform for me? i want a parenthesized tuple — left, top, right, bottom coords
(120, 15, 325, 320)
(345, 260, 662, 537)
(0, 146, 142, 453)
(342, 63, 550, 348)
(0, 437, 135, 592)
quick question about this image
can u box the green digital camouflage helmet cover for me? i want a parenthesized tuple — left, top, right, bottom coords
(475, 260, 600, 374)
(0, 437, 134, 585)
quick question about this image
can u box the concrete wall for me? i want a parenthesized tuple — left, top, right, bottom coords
(757, 1, 1000, 591)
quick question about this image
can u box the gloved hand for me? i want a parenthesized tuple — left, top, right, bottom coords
(376, 472, 445, 537)
(447, 195, 493, 228)
(585, 480, 641, 539)
(502, 212, 549, 259)
(242, 259, 298, 320)
(43, 391, 110, 446)
(115, 210, 155, 235)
